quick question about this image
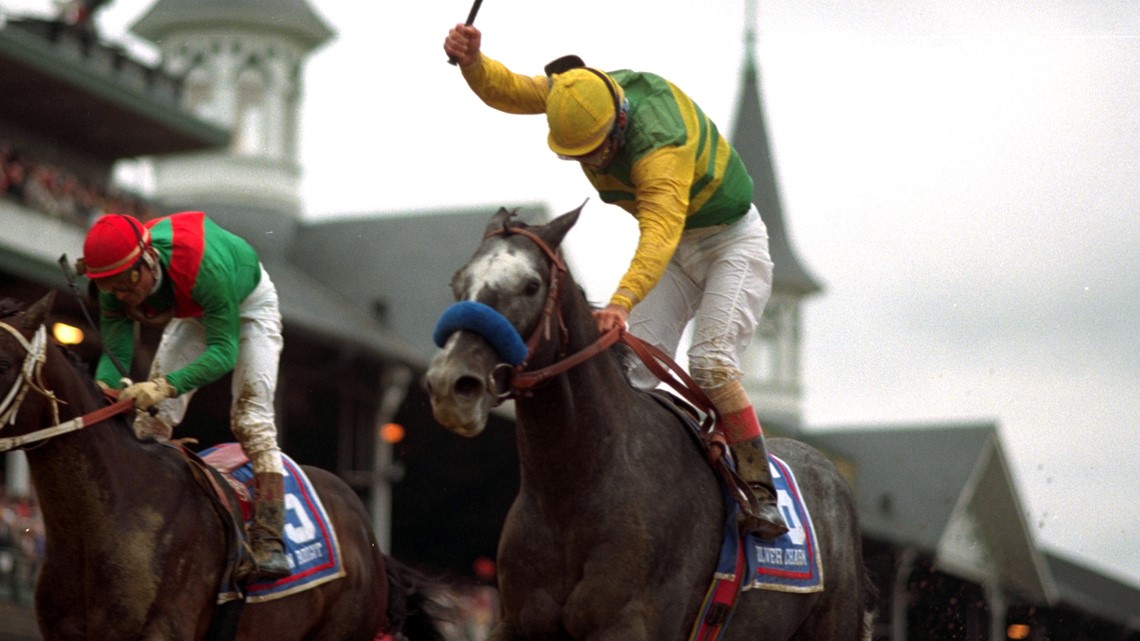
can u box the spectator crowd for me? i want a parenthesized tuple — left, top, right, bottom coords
(1, 141, 157, 228)
(0, 485, 43, 605)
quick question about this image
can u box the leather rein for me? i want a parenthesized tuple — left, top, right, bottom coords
(482, 224, 620, 399)
(483, 224, 749, 510)
(0, 320, 134, 452)
(483, 225, 721, 434)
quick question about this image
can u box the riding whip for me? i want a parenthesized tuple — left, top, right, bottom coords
(447, 0, 484, 65)
(58, 253, 130, 380)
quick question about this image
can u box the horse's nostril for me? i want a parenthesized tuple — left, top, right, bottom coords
(454, 375, 484, 398)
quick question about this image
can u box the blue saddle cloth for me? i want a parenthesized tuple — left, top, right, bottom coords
(724, 454, 824, 593)
(200, 444, 346, 603)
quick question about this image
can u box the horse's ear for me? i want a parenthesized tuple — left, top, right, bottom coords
(20, 290, 56, 333)
(485, 208, 516, 236)
(538, 202, 583, 250)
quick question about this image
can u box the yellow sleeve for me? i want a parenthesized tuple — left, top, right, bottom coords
(609, 147, 693, 310)
(460, 53, 549, 115)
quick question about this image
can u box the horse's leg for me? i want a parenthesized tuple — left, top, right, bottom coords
(571, 601, 656, 641)
(34, 615, 84, 641)
(784, 574, 867, 641)
(34, 576, 84, 641)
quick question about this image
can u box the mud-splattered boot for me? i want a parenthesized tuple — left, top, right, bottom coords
(249, 472, 291, 581)
(720, 405, 789, 540)
(731, 435, 788, 539)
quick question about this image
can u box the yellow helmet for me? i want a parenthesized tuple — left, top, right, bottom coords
(546, 68, 623, 157)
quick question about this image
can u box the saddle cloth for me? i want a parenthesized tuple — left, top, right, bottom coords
(688, 454, 824, 641)
(733, 454, 824, 593)
(201, 443, 346, 603)
(647, 392, 823, 592)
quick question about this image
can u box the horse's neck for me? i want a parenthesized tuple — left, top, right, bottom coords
(25, 352, 145, 528)
(513, 290, 647, 483)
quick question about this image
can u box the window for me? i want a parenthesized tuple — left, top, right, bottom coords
(234, 63, 269, 156)
(184, 63, 213, 119)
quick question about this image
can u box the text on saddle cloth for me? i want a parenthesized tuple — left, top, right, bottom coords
(201, 443, 346, 603)
(686, 454, 823, 641)
(720, 454, 824, 593)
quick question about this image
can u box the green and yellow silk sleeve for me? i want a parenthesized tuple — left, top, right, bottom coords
(610, 147, 692, 310)
(461, 53, 549, 115)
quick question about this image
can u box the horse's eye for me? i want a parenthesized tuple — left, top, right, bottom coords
(523, 279, 541, 297)
(0, 359, 11, 375)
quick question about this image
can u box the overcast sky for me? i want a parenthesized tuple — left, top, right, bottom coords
(5, 0, 1136, 589)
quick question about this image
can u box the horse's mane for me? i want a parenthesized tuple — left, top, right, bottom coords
(578, 292, 640, 386)
(59, 343, 102, 395)
(0, 296, 136, 437)
(53, 340, 151, 442)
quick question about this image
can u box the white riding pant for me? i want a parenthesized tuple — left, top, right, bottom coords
(628, 204, 773, 392)
(135, 266, 285, 475)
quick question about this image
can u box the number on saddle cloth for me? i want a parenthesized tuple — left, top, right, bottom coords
(433, 301, 528, 365)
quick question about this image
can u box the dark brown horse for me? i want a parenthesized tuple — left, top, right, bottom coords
(0, 292, 445, 641)
(426, 206, 875, 641)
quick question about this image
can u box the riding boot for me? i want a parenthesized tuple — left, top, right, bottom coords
(731, 435, 788, 539)
(249, 472, 291, 581)
(720, 407, 789, 540)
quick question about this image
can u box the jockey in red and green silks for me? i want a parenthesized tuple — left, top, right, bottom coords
(82, 211, 291, 581)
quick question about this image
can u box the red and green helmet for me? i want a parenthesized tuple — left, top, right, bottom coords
(81, 214, 151, 279)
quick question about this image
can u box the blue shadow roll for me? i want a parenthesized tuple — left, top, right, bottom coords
(433, 301, 528, 365)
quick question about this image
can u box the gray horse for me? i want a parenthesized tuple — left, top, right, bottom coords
(426, 206, 875, 641)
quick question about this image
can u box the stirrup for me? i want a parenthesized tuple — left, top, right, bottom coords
(740, 509, 789, 540)
(251, 548, 290, 581)
(739, 485, 788, 539)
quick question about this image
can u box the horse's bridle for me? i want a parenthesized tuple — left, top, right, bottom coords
(479, 224, 623, 402)
(0, 323, 54, 428)
(0, 320, 132, 452)
(479, 224, 750, 502)
(482, 224, 723, 430)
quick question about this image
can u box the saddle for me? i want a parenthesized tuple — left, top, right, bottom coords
(646, 388, 754, 512)
(171, 443, 255, 587)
